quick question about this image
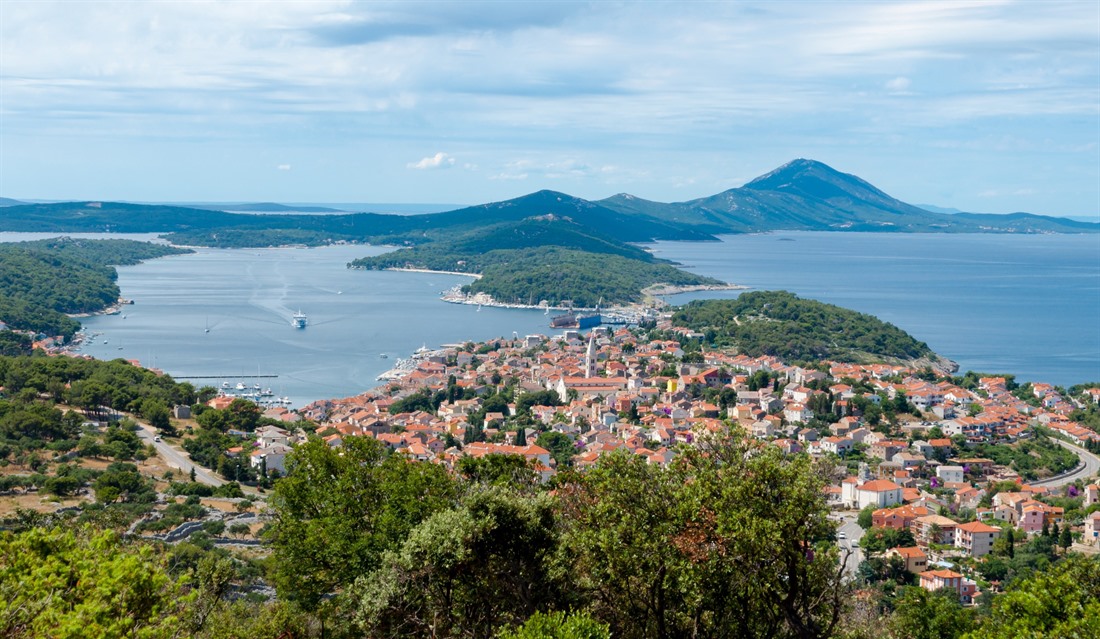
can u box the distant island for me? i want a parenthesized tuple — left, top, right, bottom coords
(348, 215, 728, 307)
(2, 159, 1096, 311)
(2, 160, 1095, 245)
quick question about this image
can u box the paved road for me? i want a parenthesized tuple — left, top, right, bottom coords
(833, 513, 865, 579)
(132, 420, 225, 487)
(1031, 438, 1100, 487)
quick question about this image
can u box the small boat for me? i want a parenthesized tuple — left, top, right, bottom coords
(292, 310, 308, 329)
(380, 354, 388, 359)
(235, 382, 247, 391)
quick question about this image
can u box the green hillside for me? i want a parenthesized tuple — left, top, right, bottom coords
(0, 238, 190, 339)
(673, 290, 934, 362)
(351, 217, 721, 306)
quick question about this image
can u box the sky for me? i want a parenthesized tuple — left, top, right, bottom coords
(1, 0, 1098, 217)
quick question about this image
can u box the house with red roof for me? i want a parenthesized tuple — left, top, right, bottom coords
(955, 520, 1001, 557)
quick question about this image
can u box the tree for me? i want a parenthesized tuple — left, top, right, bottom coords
(889, 587, 974, 639)
(142, 398, 173, 434)
(0, 526, 190, 638)
(559, 428, 847, 639)
(537, 431, 576, 469)
(351, 488, 567, 638)
(498, 611, 611, 639)
(93, 462, 153, 503)
(1059, 524, 1072, 549)
(993, 527, 1016, 559)
(266, 437, 457, 610)
(964, 554, 1100, 638)
(857, 504, 876, 530)
(228, 523, 251, 538)
(456, 453, 538, 489)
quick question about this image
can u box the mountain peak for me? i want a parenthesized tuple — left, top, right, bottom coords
(743, 158, 845, 189)
(741, 158, 899, 206)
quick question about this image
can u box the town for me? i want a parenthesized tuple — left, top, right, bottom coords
(180, 313, 1098, 610)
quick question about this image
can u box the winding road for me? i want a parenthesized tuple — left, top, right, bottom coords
(1030, 438, 1100, 488)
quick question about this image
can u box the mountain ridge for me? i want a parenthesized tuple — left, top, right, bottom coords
(599, 159, 1096, 234)
(1, 159, 1095, 245)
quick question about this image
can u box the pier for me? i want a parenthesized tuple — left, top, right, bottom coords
(173, 374, 279, 380)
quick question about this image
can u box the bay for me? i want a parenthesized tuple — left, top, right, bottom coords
(9, 230, 1099, 405)
(647, 232, 1100, 387)
(70, 244, 555, 407)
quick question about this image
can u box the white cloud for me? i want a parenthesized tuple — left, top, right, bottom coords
(886, 76, 911, 93)
(408, 152, 456, 170)
(277, 164, 292, 171)
(0, 0, 1095, 214)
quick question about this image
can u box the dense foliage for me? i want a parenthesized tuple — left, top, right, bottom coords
(350, 217, 723, 306)
(673, 291, 933, 362)
(970, 431, 1078, 480)
(0, 527, 189, 638)
(0, 238, 189, 338)
(465, 248, 719, 307)
(263, 427, 847, 639)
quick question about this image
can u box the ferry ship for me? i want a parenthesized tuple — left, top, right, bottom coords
(292, 310, 308, 329)
(550, 311, 601, 329)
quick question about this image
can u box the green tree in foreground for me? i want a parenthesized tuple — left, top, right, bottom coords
(0, 526, 189, 638)
(351, 488, 566, 638)
(498, 610, 611, 639)
(266, 437, 457, 610)
(889, 587, 973, 639)
(560, 429, 847, 639)
(964, 554, 1100, 638)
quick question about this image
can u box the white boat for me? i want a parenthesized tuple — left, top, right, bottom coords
(292, 310, 308, 328)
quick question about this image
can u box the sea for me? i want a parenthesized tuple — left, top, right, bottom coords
(4, 231, 1098, 405)
(647, 232, 1100, 388)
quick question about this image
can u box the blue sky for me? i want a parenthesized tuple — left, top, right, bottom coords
(1, 1, 1097, 217)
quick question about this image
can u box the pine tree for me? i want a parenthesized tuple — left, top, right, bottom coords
(1006, 527, 1016, 558)
(1059, 524, 1072, 550)
(515, 427, 527, 446)
(1042, 519, 1050, 537)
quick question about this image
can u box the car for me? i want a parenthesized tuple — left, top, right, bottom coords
(154, 436, 161, 442)
(838, 532, 847, 540)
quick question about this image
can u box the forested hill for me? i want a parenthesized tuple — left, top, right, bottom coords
(673, 290, 948, 366)
(350, 217, 722, 307)
(4, 160, 1095, 248)
(0, 192, 713, 248)
(0, 238, 190, 340)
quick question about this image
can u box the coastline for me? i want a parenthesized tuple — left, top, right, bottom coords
(439, 280, 750, 314)
(643, 282, 749, 297)
(385, 267, 482, 279)
(67, 297, 132, 318)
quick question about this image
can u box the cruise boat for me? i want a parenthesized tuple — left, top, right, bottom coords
(292, 310, 308, 329)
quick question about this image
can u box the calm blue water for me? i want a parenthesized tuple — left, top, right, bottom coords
(6, 231, 1098, 404)
(647, 232, 1100, 387)
(66, 244, 556, 407)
